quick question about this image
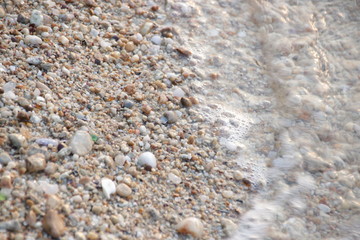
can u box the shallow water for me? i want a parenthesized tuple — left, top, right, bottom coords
(163, 0, 360, 239)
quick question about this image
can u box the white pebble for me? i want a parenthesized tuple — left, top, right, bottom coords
(137, 152, 157, 169)
(101, 178, 116, 199)
(58, 36, 69, 45)
(24, 35, 43, 46)
(176, 217, 204, 238)
(70, 131, 93, 156)
(151, 35, 162, 45)
(173, 87, 185, 97)
(168, 173, 182, 184)
(30, 10, 43, 26)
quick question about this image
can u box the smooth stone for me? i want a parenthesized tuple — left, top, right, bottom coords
(173, 87, 185, 97)
(137, 152, 157, 169)
(26, 56, 43, 65)
(168, 173, 182, 184)
(114, 154, 126, 166)
(24, 35, 43, 46)
(0, 220, 22, 232)
(8, 134, 28, 149)
(26, 153, 46, 173)
(0, 152, 12, 165)
(42, 210, 66, 238)
(176, 217, 204, 238)
(151, 35, 162, 45)
(318, 204, 331, 213)
(101, 178, 116, 199)
(58, 36, 69, 45)
(139, 22, 154, 36)
(70, 131, 93, 156)
(116, 183, 132, 198)
(164, 111, 178, 124)
(0, 7, 5, 18)
(233, 171, 243, 180)
(30, 10, 43, 26)
(36, 138, 58, 147)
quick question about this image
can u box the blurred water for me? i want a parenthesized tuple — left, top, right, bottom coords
(163, 0, 360, 239)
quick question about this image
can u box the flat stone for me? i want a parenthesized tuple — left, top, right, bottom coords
(42, 210, 66, 238)
(24, 35, 42, 46)
(26, 153, 46, 172)
(70, 131, 93, 156)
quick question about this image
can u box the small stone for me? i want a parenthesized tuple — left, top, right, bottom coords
(26, 153, 46, 173)
(24, 35, 43, 46)
(46, 195, 63, 210)
(176, 47, 192, 57)
(17, 111, 30, 122)
(87, 232, 99, 240)
(101, 178, 116, 199)
(164, 111, 178, 124)
(92, 205, 103, 215)
(42, 210, 66, 238)
(26, 210, 37, 228)
(125, 42, 136, 52)
(0, 152, 12, 165)
(0, 7, 5, 18)
(70, 131, 93, 156)
(58, 36, 69, 46)
(123, 100, 134, 108)
(176, 217, 204, 238)
(180, 97, 192, 107)
(233, 171, 243, 180)
(75, 232, 86, 240)
(114, 154, 126, 166)
(142, 104, 152, 115)
(8, 134, 28, 149)
(137, 152, 157, 169)
(84, 0, 98, 7)
(17, 14, 29, 24)
(221, 218, 237, 237)
(139, 22, 154, 36)
(168, 173, 182, 184)
(222, 190, 234, 199)
(116, 183, 132, 198)
(0, 220, 22, 232)
(30, 10, 43, 26)
(0, 175, 12, 188)
(151, 35, 162, 45)
(318, 204, 331, 213)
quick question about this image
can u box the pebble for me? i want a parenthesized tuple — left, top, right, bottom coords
(181, 97, 192, 107)
(137, 152, 157, 169)
(42, 210, 66, 238)
(36, 138, 59, 147)
(0, 7, 5, 18)
(125, 42, 136, 52)
(26, 153, 46, 173)
(87, 232, 99, 240)
(151, 35, 162, 45)
(221, 218, 237, 237)
(176, 217, 204, 238)
(58, 36, 70, 45)
(116, 183, 132, 198)
(318, 204, 331, 213)
(114, 154, 126, 166)
(164, 111, 178, 124)
(139, 22, 154, 35)
(17, 14, 29, 24)
(70, 131, 93, 156)
(101, 177, 116, 199)
(30, 10, 43, 26)
(8, 134, 28, 149)
(24, 35, 43, 46)
(0, 152, 12, 165)
(233, 171, 243, 180)
(26, 56, 43, 65)
(0, 175, 12, 188)
(0, 220, 22, 232)
(168, 173, 182, 184)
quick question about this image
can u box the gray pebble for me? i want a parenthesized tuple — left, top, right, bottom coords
(27, 56, 43, 65)
(70, 131, 93, 156)
(0, 152, 12, 165)
(0, 220, 22, 232)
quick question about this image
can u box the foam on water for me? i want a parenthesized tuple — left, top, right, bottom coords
(163, 0, 360, 238)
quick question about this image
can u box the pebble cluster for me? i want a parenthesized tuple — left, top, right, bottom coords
(0, 0, 250, 239)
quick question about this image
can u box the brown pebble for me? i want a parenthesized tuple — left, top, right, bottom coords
(42, 210, 66, 238)
(87, 231, 99, 240)
(79, 176, 91, 185)
(242, 178, 252, 188)
(17, 111, 30, 122)
(189, 96, 199, 105)
(176, 47, 192, 57)
(188, 135, 196, 145)
(142, 104, 152, 115)
(0, 175, 12, 188)
(181, 97, 192, 108)
(26, 210, 37, 228)
(125, 42, 136, 52)
(124, 84, 136, 95)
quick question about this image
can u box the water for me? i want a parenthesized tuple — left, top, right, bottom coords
(162, 0, 360, 239)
